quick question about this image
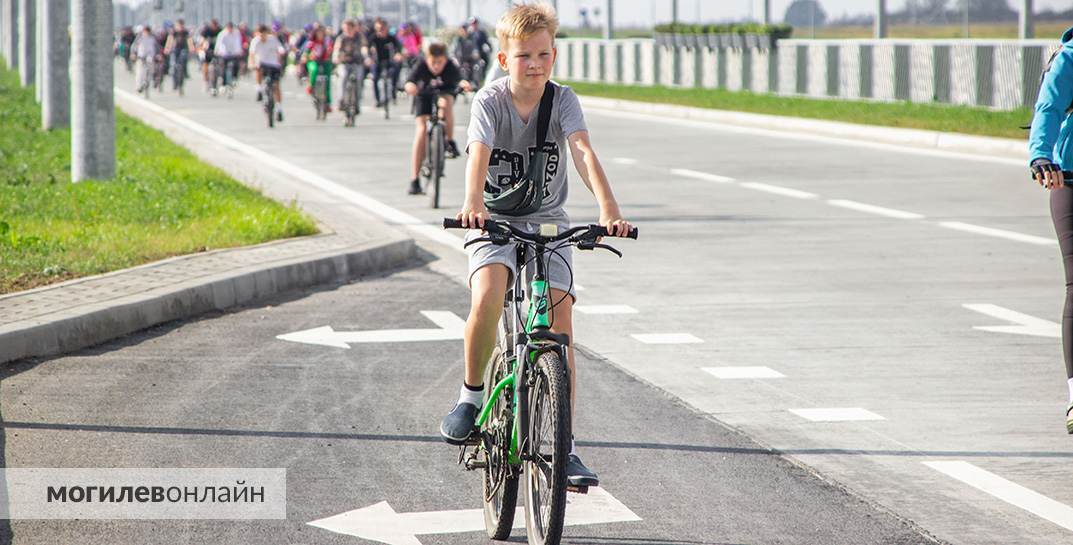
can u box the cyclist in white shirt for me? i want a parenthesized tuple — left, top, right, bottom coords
(213, 22, 245, 88)
(131, 25, 161, 93)
(249, 24, 286, 121)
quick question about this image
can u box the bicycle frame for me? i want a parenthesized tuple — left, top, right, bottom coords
(474, 237, 567, 466)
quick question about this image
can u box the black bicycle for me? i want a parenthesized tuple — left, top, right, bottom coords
(262, 69, 281, 128)
(171, 50, 188, 96)
(340, 63, 363, 127)
(444, 218, 637, 545)
(417, 87, 454, 208)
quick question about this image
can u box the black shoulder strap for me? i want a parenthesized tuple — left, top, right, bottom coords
(525, 81, 557, 180)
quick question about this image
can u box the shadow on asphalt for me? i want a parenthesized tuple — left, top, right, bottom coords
(0, 420, 1066, 460)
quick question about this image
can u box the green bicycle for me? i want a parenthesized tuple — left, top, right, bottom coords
(443, 218, 637, 545)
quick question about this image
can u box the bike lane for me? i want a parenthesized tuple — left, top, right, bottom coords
(0, 266, 930, 544)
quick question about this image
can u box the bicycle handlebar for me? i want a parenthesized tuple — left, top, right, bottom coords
(443, 218, 638, 241)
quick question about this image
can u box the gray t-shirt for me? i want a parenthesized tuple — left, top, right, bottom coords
(467, 77, 588, 224)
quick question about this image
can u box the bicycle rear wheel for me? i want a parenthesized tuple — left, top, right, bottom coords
(482, 346, 519, 540)
(523, 350, 570, 545)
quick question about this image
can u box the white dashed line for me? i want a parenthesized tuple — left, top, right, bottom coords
(925, 461, 1073, 532)
(670, 168, 735, 184)
(938, 222, 1056, 246)
(574, 305, 639, 314)
(788, 408, 885, 422)
(703, 366, 785, 379)
(827, 199, 925, 220)
(611, 157, 638, 165)
(739, 182, 818, 200)
(631, 333, 703, 344)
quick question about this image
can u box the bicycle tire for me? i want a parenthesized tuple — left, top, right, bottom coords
(383, 75, 390, 119)
(428, 122, 443, 209)
(481, 346, 520, 540)
(523, 350, 570, 545)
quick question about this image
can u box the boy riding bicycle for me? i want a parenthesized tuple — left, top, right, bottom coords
(249, 24, 286, 122)
(403, 42, 471, 195)
(439, 3, 631, 488)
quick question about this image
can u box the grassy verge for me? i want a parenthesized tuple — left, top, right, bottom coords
(0, 64, 318, 295)
(563, 80, 1032, 140)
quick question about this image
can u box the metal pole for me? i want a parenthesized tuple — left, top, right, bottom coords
(963, 0, 969, 38)
(72, 0, 115, 182)
(1019, 0, 1033, 39)
(34, 0, 40, 100)
(41, 0, 68, 129)
(7, 0, 19, 70)
(760, 0, 769, 25)
(875, 0, 887, 38)
(602, 0, 611, 40)
(465, 0, 470, 19)
(17, 0, 32, 86)
(671, 0, 677, 24)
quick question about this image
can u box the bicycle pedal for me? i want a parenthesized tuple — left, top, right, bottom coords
(566, 485, 589, 494)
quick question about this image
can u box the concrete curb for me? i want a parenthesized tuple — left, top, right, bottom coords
(576, 95, 1029, 161)
(0, 235, 416, 365)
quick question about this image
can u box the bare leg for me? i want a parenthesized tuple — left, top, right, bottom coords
(465, 264, 510, 387)
(411, 115, 429, 180)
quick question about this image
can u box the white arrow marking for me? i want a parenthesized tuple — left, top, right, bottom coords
(925, 461, 1073, 532)
(276, 311, 466, 348)
(307, 487, 641, 544)
(963, 304, 1059, 338)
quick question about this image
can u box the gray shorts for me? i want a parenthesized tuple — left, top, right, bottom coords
(466, 222, 577, 301)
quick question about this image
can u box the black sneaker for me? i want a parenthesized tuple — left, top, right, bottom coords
(566, 454, 599, 487)
(440, 403, 479, 445)
(256, 90, 263, 102)
(445, 140, 460, 159)
(408, 179, 424, 195)
(276, 110, 283, 122)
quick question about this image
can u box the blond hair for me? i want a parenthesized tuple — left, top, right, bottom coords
(495, 3, 558, 45)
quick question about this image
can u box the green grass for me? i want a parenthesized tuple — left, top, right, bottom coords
(562, 80, 1032, 140)
(803, 21, 1073, 40)
(0, 63, 318, 295)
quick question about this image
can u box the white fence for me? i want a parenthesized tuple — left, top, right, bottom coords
(553, 38, 1063, 111)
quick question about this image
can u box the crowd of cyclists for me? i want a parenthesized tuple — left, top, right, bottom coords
(113, 15, 493, 120)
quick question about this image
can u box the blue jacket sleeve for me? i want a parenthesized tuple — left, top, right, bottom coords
(1029, 47, 1073, 165)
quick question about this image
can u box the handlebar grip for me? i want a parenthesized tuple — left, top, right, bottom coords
(443, 218, 464, 229)
(592, 226, 639, 239)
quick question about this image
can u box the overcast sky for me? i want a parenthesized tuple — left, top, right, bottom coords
(120, 0, 1071, 28)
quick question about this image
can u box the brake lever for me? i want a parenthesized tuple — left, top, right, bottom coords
(592, 243, 623, 258)
(463, 237, 494, 249)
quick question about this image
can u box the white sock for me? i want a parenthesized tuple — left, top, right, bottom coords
(1067, 378, 1073, 403)
(569, 438, 576, 456)
(458, 383, 484, 409)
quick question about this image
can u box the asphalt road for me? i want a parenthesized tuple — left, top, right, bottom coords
(2, 61, 1068, 544)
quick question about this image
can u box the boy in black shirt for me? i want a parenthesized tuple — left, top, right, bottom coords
(403, 42, 472, 195)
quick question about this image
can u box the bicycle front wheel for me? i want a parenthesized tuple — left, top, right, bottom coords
(523, 350, 570, 545)
(428, 123, 444, 209)
(482, 346, 519, 540)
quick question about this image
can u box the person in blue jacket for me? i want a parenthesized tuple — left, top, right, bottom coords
(1029, 27, 1073, 433)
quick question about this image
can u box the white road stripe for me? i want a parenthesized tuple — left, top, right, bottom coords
(827, 199, 925, 220)
(670, 168, 735, 184)
(739, 182, 818, 200)
(612, 157, 638, 165)
(938, 221, 1056, 246)
(574, 304, 638, 314)
(788, 408, 885, 422)
(925, 461, 1073, 532)
(631, 333, 703, 344)
(703, 366, 785, 379)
